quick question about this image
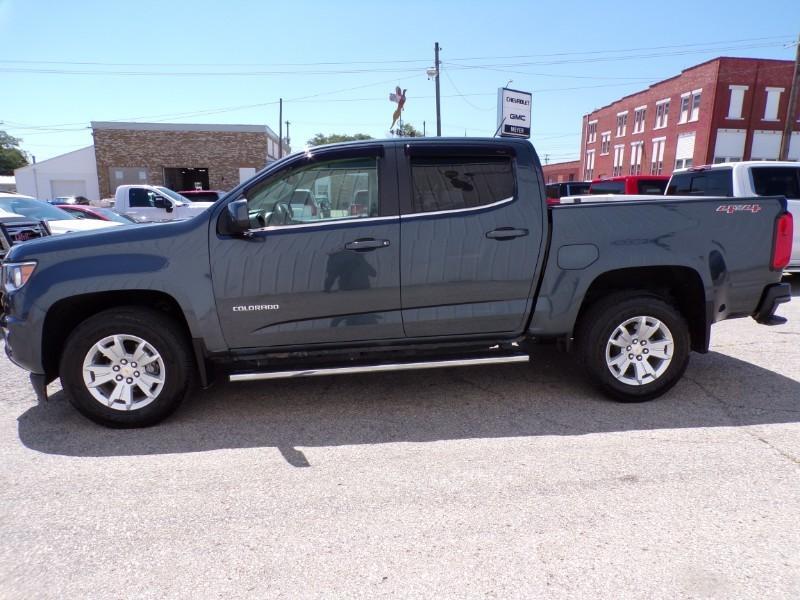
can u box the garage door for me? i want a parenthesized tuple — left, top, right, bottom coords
(50, 179, 88, 199)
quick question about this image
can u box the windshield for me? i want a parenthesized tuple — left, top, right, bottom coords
(0, 197, 75, 220)
(181, 191, 220, 202)
(94, 207, 135, 223)
(155, 187, 190, 203)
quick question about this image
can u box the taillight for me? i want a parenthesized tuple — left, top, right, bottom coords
(546, 197, 559, 206)
(771, 212, 793, 270)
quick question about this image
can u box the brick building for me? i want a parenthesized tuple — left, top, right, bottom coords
(580, 57, 800, 180)
(92, 122, 286, 198)
(542, 57, 800, 183)
(541, 160, 581, 184)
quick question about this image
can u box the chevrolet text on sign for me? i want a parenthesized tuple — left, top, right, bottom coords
(497, 87, 532, 138)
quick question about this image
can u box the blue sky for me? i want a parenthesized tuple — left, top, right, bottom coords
(1, 0, 797, 163)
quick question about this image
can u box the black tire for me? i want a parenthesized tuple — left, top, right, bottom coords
(575, 292, 690, 402)
(59, 307, 194, 427)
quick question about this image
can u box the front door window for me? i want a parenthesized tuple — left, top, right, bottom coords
(245, 158, 379, 228)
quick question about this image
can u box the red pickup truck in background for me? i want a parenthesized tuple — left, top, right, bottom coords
(589, 175, 669, 195)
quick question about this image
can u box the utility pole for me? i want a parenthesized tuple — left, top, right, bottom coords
(285, 120, 291, 153)
(435, 42, 442, 137)
(423, 120, 426, 136)
(278, 98, 283, 159)
(779, 33, 800, 161)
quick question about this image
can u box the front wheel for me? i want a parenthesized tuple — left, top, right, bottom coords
(59, 307, 194, 427)
(576, 293, 690, 402)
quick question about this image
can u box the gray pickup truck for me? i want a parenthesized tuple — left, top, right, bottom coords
(0, 138, 793, 427)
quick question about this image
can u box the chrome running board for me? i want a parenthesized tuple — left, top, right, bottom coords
(229, 354, 529, 382)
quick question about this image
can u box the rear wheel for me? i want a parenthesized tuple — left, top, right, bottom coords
(576, 293, 690, 402)
(60, 307, 193, 427)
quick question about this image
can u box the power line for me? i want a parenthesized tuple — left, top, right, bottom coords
(0, 40, 792, 78)
(0, 34, 791, 69)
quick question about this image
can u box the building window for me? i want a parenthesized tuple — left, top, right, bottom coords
(600, 132, 611, 155)
(713, 128, 746, 164)
(585, 149, 595, 180)
(679, 94, 690, 123)
(650, 138, 666, 175)
(654, 99, 670, 129)
(674, 132, 696, 170)
(764, 87, 784, 121)
(679, 90, 702, 123)
(633, 107, 646, 134)
(612, 145, 625, 176)
(751, 130, 782, 160)
(629, 142, 644, 175)
(616, 112, 628, 137)
(587, 120, 598, 143)
(727, 85, 748, 120)
(690, 91, 702, 122)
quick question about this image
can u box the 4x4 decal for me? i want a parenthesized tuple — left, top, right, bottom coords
(716, 204, 762, 214)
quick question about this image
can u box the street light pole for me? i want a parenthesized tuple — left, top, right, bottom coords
(278, 98, 283, 159)
(435, 42, 442, 136)
(779, 33, 800, 161)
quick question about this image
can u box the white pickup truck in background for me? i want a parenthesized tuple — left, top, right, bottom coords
(666, 162, 800, 273)
(113, 185, 215, 222)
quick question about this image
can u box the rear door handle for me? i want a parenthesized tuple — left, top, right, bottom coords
(345, 238, 391, 251)
(486, 228, 528, 240)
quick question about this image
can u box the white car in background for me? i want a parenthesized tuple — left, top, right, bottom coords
(666, 162, 800, 273)
(0, 193, 123, 235)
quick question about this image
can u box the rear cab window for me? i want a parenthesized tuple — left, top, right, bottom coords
(637, 180, 668, 194)
(751, 167, 800, 199)
(410, 156, 514, 213)
(666, 169, 733, 196)
(566, 182, 590, 196)
(590, 181, 625, 195)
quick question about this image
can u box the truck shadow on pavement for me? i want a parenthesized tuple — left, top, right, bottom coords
(16, 346, 800, 465)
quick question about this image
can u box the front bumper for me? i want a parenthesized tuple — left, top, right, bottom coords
(752, 282, 792, 326)
(1, 297, 46, 375)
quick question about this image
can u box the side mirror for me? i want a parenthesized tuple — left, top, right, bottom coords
(224, 199, 251, 234)
(152, 195, 174, 212)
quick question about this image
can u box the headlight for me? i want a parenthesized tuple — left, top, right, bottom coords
(2, 261, 37, 292)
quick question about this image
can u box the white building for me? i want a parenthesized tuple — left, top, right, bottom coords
(14, 146, 100, 201)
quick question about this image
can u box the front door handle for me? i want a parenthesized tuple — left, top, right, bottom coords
(345, 238, 391, 251)
(486, 228, 528, 240)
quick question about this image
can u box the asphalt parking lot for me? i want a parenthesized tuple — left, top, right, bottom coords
(1, 277, 799, 599)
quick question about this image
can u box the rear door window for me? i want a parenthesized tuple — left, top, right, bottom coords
(751, 167, 800, 199)
(666, 169, 733, 196)
(410, 157, 514, 213)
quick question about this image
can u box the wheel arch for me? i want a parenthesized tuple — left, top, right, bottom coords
(576, 266, 709, 353)
(42, 290, 200, 381)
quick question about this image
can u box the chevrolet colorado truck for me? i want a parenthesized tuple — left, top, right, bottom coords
(1, 138, 793, 427)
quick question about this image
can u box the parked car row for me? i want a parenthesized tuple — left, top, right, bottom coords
(0, 193, 124, 235)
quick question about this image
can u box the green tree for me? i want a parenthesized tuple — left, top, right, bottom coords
(394, 123, 423, 137)
(307, 133, 374, 146)
(0, 131, 29, 175)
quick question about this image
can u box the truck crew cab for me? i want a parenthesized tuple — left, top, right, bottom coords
(1, 138, 793, 427)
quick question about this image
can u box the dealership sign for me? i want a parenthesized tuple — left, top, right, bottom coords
(497, 87, 532, 138)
